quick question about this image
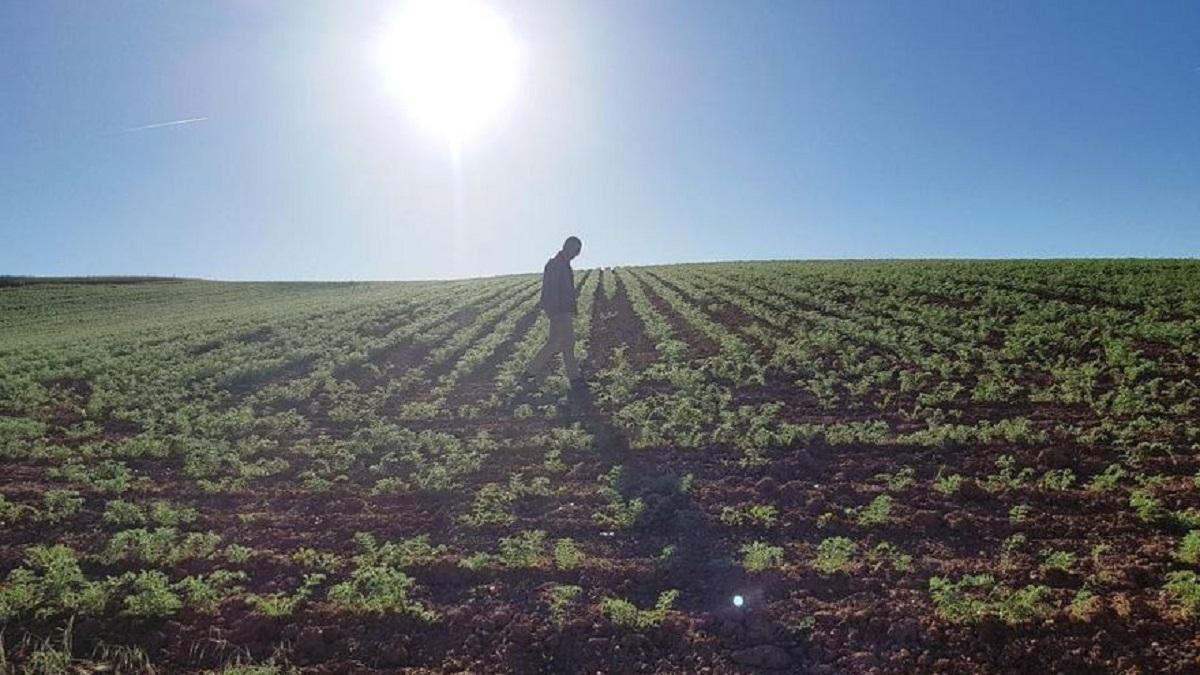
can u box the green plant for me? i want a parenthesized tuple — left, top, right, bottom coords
(292, 547, 343, 572)
(1008, 504, 1032, 524)
(1174, 508, 1200, 529)
(1164, 571, 1200, 617)
(741, 541, 785, 572)
(874, 466, 915, 491)
(1039, 468, 1076, 491)
(121, 570, 182, 618)
(0, 545, 108, 620)
(928, 574, 1050, 624)
(351, 533, 446, 568)
(719, 503, 778, 528)
(814, 537, 857, 574)
(1129, 489, 1164, 524)
(599, 590, 679, 630)
(327, 565, 437, 620)
(999, 533, 1026, 570)
(932, 467, 963, 495)
(103, 500, 146, 527)
(982, 455, 1035, 492)
(176, 570, 248, 612)
(851, 494, 893, 528)
(224, 544, 255, 564)
(1176, 531, 1200, 565)
(1068, 587, 1101, 621)
(41, 490, 84, 524)
(249, 574, 324, 617)
(545, 584, 581, 626)
(1087, 463, 1125, 492)
(102, 528, 221, 565)
(460, 530, 548, 570)
(553, 538, 584, 570)
(592, 467, 648, 530)
(461, 474, 551, 527)
(867, 542, 913, 572)
(1040, 548, 1076, 573)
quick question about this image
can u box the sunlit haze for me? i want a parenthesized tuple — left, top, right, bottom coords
(2, 1, 1197, 280)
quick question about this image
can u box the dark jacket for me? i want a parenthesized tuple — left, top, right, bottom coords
(540, 255, 576, 315)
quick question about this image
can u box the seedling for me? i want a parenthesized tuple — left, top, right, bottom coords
(741, 541, 785, 572)
(1164, 571, 1200, 617)
(932, 467, 963, 496)
(544, 584, 582, 626)
(1176, 531, 1200, 565)
(814, 537, 857, 574)
(599, 590, 679, 630)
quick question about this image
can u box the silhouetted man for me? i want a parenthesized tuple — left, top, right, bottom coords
(523, 236, 582, 385)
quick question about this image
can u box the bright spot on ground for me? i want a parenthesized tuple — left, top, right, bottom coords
(732, 595, 745, 608)
(378, 0, 520, 146)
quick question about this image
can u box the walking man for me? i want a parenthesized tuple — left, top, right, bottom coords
(523, 236, 583, 385)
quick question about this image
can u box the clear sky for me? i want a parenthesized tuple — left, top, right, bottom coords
(2, 1, 1198, 280)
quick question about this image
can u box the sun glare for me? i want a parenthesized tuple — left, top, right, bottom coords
(378, 0, 520, 147)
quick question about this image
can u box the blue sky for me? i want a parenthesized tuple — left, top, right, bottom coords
(2, 0, 1198, 280)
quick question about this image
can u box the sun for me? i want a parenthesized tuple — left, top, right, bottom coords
(378, 0, 521, 148)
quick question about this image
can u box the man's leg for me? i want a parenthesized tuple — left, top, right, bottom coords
(523, 314, 563, 379)
(558, 314, 580, 380)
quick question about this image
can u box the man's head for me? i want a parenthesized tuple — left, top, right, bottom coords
(562, 236, 582, 260)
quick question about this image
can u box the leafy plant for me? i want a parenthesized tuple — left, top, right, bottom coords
(1068, 587, 1101, 621)
(851, 494, 893, 527)
(719, 503, 778, 528)
(1039, 469, 1076, 491)
(932, 467, 963, 495)
(292, 547, 344, 573)
(460, 530, 547, 570)
(176, 570, 247, 613)
(327, 565, 437, 620)
(874, 466, 915, 491)
(40, 490, 84, 524)
(741, 541, 785, 572)
(1176, 531, 1200, 565)
(0, 545, 108, 620)
(1087, 463, 1125, 492)
(1008, 504, 1032, 524)
(593, 466, 648, 529)
(1040, 548, 1076, 573)
(224, 544, 256, 564)
(928, 574, 1050, 624)
(814, 537, 857, 574)
(249, 574, 325, 617)
(1164, 571, 1200, 617)
(867, 542, 913, 572)
(120, 570, 182, 618)
(982, 455, 1035, 492)
(553, 538, 584, 570)
(351, 533, 445, 568)
(599, 590, 679, 630)
(545, 584, 581, 626)
(1129, 489, 1164, 524)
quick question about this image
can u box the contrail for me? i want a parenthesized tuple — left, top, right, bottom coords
(120, 117, 208, 133)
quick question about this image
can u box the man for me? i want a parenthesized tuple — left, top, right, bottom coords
(523, 236, 583, 385)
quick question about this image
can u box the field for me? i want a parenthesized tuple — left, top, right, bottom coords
(2, 260, 1200, 674)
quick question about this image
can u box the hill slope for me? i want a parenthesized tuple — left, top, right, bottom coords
(2, 260, 1200, 673)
